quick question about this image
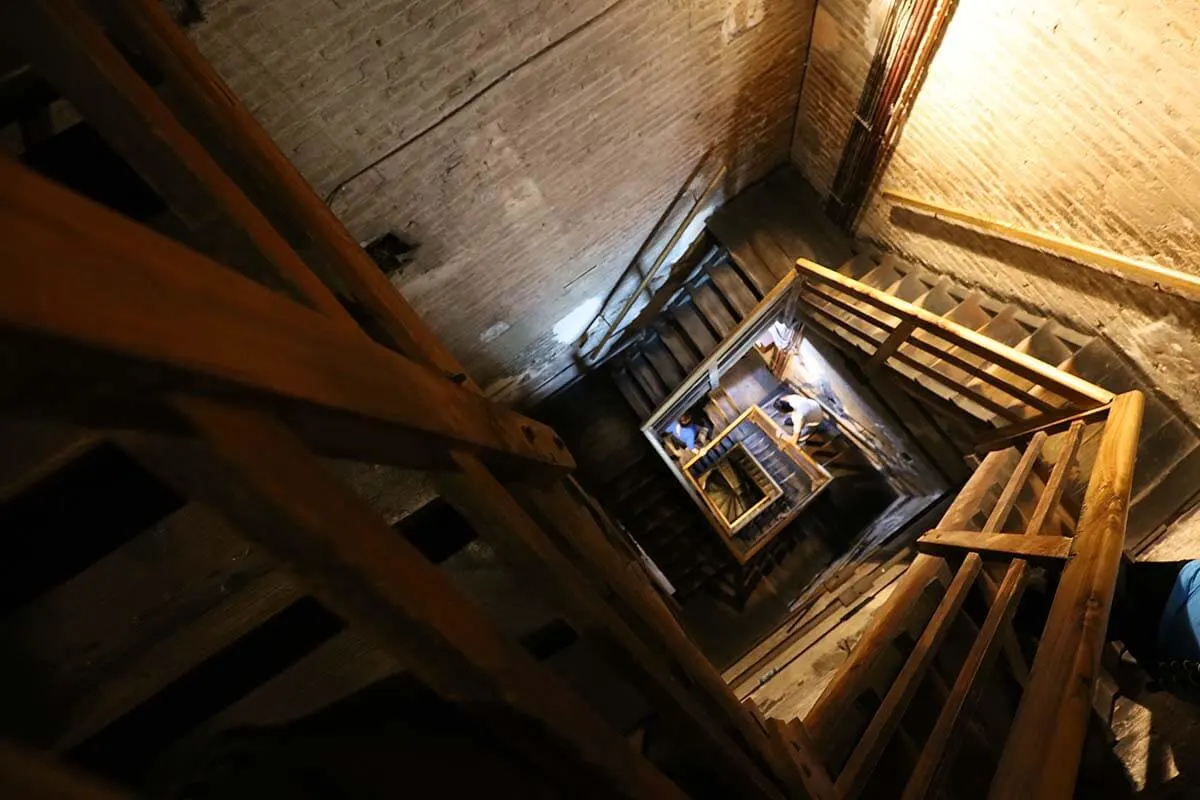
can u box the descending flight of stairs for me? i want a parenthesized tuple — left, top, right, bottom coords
(604, 168, 1199, 554)
(798, 250, 1200, 549)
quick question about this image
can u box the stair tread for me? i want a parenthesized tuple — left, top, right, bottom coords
(641, 335, 686, 393)
(708, 261, 758, 319)
(655, 322, 700, 373)
(610, 366, 653, 421)
(689, 279, 737, 338)
(671, 300, 719, 357)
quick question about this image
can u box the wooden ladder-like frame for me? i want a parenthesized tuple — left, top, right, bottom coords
(0, 1, 824, 797)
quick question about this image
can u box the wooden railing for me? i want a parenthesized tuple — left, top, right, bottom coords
(0, 1, 815, 797)
(794, 391, 1144, 799)
(793, 258, 1114, 443)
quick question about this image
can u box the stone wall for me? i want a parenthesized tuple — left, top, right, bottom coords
(790, 0, 1200, 425)
(191, 0, 816, 401)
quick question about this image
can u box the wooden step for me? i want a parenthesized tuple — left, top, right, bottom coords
(708, 260, 759, 319)
(611, 367, 654, 421)
(655, 322, 700, 373)
(641, 335, 686, 394)
(688, 279, 737, 338)
(670, 300, 719, 358)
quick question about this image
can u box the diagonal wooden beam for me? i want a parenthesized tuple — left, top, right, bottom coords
(126, 397, 684, 800)
(835, 553, 981, 798)
(0, 158, 571, 477)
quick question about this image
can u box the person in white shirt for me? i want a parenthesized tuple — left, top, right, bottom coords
(774, 393, 826, 444)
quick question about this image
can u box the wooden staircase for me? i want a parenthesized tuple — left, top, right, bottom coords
(796, 250, 1199, 550)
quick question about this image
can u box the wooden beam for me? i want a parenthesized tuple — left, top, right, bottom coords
(0, 0, 351, 323)
(795, 259, 1114, 406)
(127, 397, 684, 800)
(974, 403, 1110, 454)
(766, 716, 836, 800)
(835, 553, 981, 798)
(0, 158, 571, 477)
(983, 431, 1049, 532)
(1024, 422, 1086, 536)
(97, 0, 476, 382)
(992, 392, 1143, 799)
(916, 531, 1072, 562)
(882, 189, 1200, 305)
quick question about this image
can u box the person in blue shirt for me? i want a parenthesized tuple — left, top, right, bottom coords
(1109, 557, 1200, 701)
(663, 410, 711, 459)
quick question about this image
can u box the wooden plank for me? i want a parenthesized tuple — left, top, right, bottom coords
(902, 554, 1029, 800)
(97, 0, 471, 383)
(611, 367, 654, 421)
(671, 301, 719, 357)
(709, 261, 759, 319)
(626, 354, 668, 406)
(0, 502, 279, 742)
(916, 531, 1072, 562)
(984, 432, 1049, 532)
(128, 398, 685, 800)
(795, 259, 1113, 406)
(1, 0, 351, 323)
(689, 280, 737, 338)
(1023, 421, 1086, 536)
(974, 403, 1110, 454)
(0, 741, 129, 800)
(992, 392, 1143, 799)
(835, 554, 981, 798)
(0, 158, 571, 477)
(706, 207, 776, 296)
(777, 718, 838, 800)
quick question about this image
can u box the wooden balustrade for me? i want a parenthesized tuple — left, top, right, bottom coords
(798, 393, 1143, 798)
(793, 258, 1113, 439)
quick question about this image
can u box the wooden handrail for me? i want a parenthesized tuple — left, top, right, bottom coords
(0, 158, 571, 476)
(794, 259, 1114, 407)
(992, 392, 1143, 798)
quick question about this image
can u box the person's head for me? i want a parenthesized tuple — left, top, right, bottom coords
(774, 398, 794, 413)
(680, 411, 693, 426)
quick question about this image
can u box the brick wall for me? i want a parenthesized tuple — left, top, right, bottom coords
(790, 0, 1200, 425)
(191, 0, 815, 401)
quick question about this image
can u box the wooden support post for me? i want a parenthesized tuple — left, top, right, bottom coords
(0, 158, 570, 477)
(437, 455, 781, 798)
(992, 395, 1143, 799)
(125, 397, 685, 800)
(916, 531, 1073, 562)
